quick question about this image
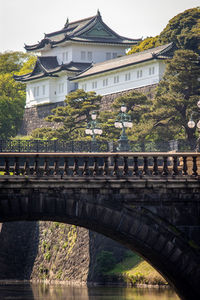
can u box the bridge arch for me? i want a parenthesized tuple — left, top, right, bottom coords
(0, 190, 199, 300)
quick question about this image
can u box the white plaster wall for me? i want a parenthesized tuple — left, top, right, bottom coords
(71, 44, 126, 63)
(26, 79, 51, 108)
(25, 60, 166, 108)
(42, 46, 73, 64)
(77, 60, 166, 95)
(39, 43, 126, 64)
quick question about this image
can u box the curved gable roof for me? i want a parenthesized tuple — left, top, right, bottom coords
(25, 11, 140, 52)
(14, 57, 91, 82)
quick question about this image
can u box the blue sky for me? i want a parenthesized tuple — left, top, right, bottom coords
(0, 0, 198, 52)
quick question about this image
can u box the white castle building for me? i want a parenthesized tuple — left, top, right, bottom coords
(14, 11, 175, 110)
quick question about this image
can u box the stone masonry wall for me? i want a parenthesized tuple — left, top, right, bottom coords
(20, 102, 64, 136)
(100, 84, 157, 111)
(0, 221, 126, 283)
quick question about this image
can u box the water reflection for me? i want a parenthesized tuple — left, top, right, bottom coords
(0, 283, 180, 300)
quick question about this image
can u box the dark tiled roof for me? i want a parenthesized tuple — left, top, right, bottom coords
(70, 43, 176, 80)
(25, 11, 140, 51)
(14, 57, 91, 82)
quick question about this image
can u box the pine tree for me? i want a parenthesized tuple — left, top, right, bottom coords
(32, 89, 101, 140)
(146, 49, 200, 147)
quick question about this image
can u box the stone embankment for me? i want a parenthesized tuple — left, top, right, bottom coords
(0, 221, 126, 283)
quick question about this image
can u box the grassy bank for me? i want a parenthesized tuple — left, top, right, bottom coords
(104, 251, 167, 286)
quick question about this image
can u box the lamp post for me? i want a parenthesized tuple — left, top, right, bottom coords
(114, 104, 133, 151)
(187, 100, 200, 151)
(85, 112, 102, 142)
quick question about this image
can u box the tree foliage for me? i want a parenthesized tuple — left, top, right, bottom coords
(129, 7, 200, 55)
(158, 7, 200, 54)
(128, 36, 160, 55)
(0, 51, 35, 139)
(32, 89, 102, 140)
(0, 51, 29, 74)
(0, 73, 25, 139)
(145, 50, 200, 145)
(17, 55, 37, 75)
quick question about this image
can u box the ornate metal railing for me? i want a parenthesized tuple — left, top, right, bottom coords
(0, 139, 195, 153)
(0, 153, 199, 177)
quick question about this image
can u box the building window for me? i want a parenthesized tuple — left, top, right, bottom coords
(59, 83, 64, 94)
(113, 53, 117, 59)
(81, 84, 87, 91)
(103, 78, 108, 87)
(81, 51, 86, 60)
(106, 52, 111, 60)
(137, 70, 143, 78)
(88, 51, 92, 61)
(62, 51, 68, 62)
(36, 86, 39, 97)
(33, 87, 37, 97)
(92, 81, 97, 89)
(33, 86, 40, 97)
(114, 75, 119, 84)
(149, 66, 155, 75)
(42, 85, 46, 96)
(125, 73, 131, 81)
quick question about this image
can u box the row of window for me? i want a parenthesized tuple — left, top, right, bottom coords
(33, 85, 46, 97)
(80, 51, 118, 62)
(81, 67, 155, 90)
(106, 52, 118, 60)
(59, 50, 120, 63)
(31, 82, 66, 98)
(81, 51, 93, 61)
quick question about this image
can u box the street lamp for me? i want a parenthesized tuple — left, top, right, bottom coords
(114, 104, 132, 151)
(187, 101, 200, 151)
(85, 112, 102, 142)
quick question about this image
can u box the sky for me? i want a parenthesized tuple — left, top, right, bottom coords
(0, 0, 198, 53)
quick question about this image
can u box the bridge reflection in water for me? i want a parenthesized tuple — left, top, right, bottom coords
(0, 152, 200, 300)
(0, 283, 180, 300)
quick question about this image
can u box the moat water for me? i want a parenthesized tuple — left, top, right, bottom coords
(0, 283, 180, 299)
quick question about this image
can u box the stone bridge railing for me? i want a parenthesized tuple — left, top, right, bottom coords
(0, 152, 199, 177)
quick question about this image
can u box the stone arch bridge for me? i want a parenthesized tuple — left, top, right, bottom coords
(0, 152, 200, 300)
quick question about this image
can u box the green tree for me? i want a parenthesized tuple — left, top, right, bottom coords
(99, 90, 150, 142)
(159, 7, 200, 54)
(0, 73, 25, 139)
(128, 7, 200, 55)
(0, 51, 34, 139)
(146, 49, 200, 147)
(128, 36, 160, 55)
(32, 89, 102, 140)
(17, 55, 37, 75)
(0, 51, 30, 74)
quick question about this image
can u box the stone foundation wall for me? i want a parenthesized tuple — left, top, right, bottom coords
(21, 84, 157, 136)
(0, 221, 126, 282)
(100, 84, 157, 111)
(20, 102, 64, 136)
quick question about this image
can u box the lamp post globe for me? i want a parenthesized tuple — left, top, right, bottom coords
(188, 101, 200, 151)
(188, 120, 196, 129)
(114, 104, 133, 152)
(85, 112, 102, 145)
